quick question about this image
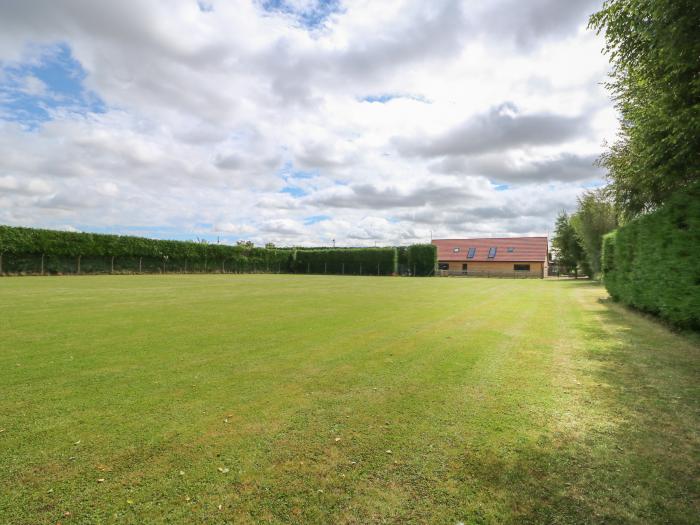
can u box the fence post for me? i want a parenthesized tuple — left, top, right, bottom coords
(41, 254, 45, 276)
(342, 263, 344, 275)
(0, 252, 3, 275)
(413, 264, 416, 277)
(184, 259, 187, 273)
(222, 260, 225, 274)
(77, 255, 81, 275)
(324, 262, 327, 274)
(139, 257, 142, 274)
(204, 255, 208, 273)
(110, 256, 114, 274)
(359, 263, 362, 275)
(307, 262, 310, 274)
(377, 263, 380, 276)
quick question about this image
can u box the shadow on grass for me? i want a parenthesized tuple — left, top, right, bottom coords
(447, 293, 699, 524)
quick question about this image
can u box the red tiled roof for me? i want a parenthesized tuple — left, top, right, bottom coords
(432, 237, 548, 262)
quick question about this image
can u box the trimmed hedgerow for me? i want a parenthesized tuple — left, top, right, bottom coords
(292, 248, 397, 276)
(0, 226, 440, 278)
(601, 184, 700, 329)
(407, 244, 437, 276)
(0, 226, 292, 274)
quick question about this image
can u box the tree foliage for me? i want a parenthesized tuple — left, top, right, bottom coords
(569, 189, 618, 275)
(552, 211, 586, 276)
(589, 0, 700, 217)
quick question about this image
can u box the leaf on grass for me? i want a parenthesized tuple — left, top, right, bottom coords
(179, 470, 185, 476)
(334, 437, 341, 442)
(218, 467, 229, 473)
(385, 450, 392, 454)
(218, 504, 223, 510)
(127, 499, 134, 505)
(97, 478, 105, 483)
(73, 440, 80, 445)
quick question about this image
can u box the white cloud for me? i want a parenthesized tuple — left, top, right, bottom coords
(0, 0, 615, 245)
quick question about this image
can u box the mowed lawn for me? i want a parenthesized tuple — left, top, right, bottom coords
(0, 276, 698, 524)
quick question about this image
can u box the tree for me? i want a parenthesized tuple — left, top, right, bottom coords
(589, 0, 700, 218)
(569, 189, 618, 276)
(552, 211, 586, 278)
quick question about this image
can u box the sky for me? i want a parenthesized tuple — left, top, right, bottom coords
(0, 0, 616, 246)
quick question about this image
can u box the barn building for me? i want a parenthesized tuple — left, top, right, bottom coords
(432, 237, 549, 278)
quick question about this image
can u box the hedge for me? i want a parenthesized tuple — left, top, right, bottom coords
(407, 244, 437, 276)
(0, 225, 436, 277)
(601, 184, 700, 329)
(0, 226, 292, 274)
(292, 248, 397, 275)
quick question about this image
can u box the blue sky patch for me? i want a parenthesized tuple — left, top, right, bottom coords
(304, 215, 331, 225)
(259, 0, 341, 29)
(281, 185, 307, 197)
(493, 183, 510, 191)
(360, 93, 430, 104)
(0, 43, 105, 129)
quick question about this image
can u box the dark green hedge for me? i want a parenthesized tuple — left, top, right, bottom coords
(292, 248, 397, 275)
(602, 185, 700, 329)
(0, 226, 292, 274)
(407, 244, 437, 276)
(0, 225, 436, 277)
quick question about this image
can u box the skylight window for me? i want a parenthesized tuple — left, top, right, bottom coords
(467, 247, 476, 259)
(488, 247, 497, 258)
(453, 247, 460, 253)
(507, 247, 514, 253)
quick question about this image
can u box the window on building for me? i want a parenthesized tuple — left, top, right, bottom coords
(514, 264, 530, 271)
(488, 247, 497, 258)
(438, 262, 449, 270)
(453, 247, 460, 253)
(462, 263, 468, 271)
(467, 247, 476, 259)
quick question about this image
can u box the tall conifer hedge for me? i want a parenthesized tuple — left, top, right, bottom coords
(407, 244, 437, 276)
(601, 184, 700, 329)
(292, 248, 397, 275)
(0, 226, 437, 277)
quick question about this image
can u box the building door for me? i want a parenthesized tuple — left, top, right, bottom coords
(462, 263, 468, 273)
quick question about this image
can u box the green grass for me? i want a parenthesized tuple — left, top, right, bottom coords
(0, 275, 698, 524)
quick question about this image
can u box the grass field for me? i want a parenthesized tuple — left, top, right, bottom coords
(1, 275, 698, 524)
